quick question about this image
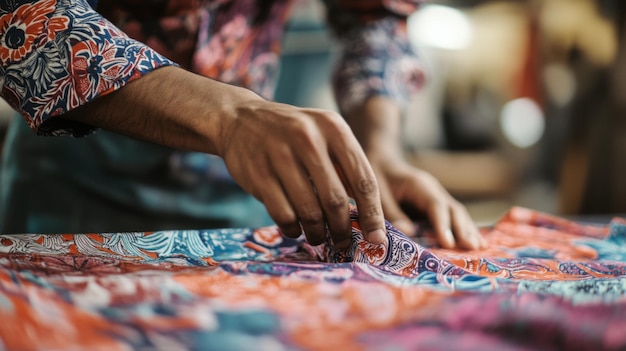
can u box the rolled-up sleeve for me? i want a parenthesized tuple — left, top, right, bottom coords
(324, 0, 425, 114)
(0, 0, 176, 136)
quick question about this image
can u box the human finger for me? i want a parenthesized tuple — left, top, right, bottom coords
(254, 170, 303, 239)
(377, 173, 414, 235)
(302, 155, 351, 249)
(270, 146, 328, 246)
(425, 200, 455, 249)
(326, 131, 386, 244)
(449, 202, 483, 250)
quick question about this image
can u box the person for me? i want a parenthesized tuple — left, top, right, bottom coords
(0, 0, 484, 249)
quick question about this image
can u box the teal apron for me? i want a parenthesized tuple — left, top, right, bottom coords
(0, 114, 273, 234)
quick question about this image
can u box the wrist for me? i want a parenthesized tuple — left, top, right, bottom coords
(343, 95, 405, 167)
(61, 66, 266, 158)
(206, 85, 265, 158)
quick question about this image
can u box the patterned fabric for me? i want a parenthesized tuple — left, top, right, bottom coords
(0, 0, 175, 136)
(331, 16, 424, 114)
(1, 207, 626, 350)
(324, 0, 426, 112)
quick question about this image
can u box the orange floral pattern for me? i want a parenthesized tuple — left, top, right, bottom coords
(0, 208, 626, 350)
(0, 0, 175, 136)
(0, 0, 67, 63)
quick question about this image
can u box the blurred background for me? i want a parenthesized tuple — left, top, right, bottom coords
(1, 0, 624, 225)
(273, 0, 626, 225)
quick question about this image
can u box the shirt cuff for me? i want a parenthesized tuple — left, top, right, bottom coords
(0, 0, 177, 137)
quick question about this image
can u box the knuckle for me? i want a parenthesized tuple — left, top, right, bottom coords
(429, 201, 447, 213)
(416, 169, 434, 180)
(324, 191, 348, 211)
(284, 115, 310, 134)
(449, 200, 463, 211)
(272, 144, 293, 161)
(356, 177, 377, 195)
(293, 125, 322, 150)
(298, 205, 324, 224)
(324, 112, 352, 136)
(311, 109, 342, 126)
(321, 110, 343, 124)
(253, 162, 272, 180)
(291, 116, 313, 131)
(416, 170, 439, 186)
(359, 204, 382, 222)
(301, 134, 322, 151)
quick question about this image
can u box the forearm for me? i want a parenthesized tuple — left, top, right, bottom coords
(330, 11, 422, 155)
(61, 65, 389, 247)
(344, 95, 406, 166)
(345, 96, 483, 249)
(61, 66, 261, 157)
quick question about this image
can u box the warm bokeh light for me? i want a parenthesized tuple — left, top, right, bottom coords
(408, 5, 474, 50)
(500, 98, 545, 149)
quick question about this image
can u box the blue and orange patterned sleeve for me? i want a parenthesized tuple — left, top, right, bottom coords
(323, 0, 425, 114)
(0, 0, 176, 136)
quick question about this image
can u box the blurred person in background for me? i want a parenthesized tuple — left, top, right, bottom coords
(0, 0, 483, 249)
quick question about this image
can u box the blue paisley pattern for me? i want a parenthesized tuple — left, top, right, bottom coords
(1, 208, 626, 349)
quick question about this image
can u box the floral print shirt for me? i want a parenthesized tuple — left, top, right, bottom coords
(0, 0, 175, 136)
(0, 0, 423, 136)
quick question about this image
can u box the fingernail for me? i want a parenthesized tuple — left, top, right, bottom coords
(444, 229, 455, 248)
(367, 229, 387, 244)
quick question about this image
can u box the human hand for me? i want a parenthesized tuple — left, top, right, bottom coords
(60, 67, 385, 248)
(342, 96, 483, 250)
(217, 97, 387, 249)
(372, 160, 485, 250)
